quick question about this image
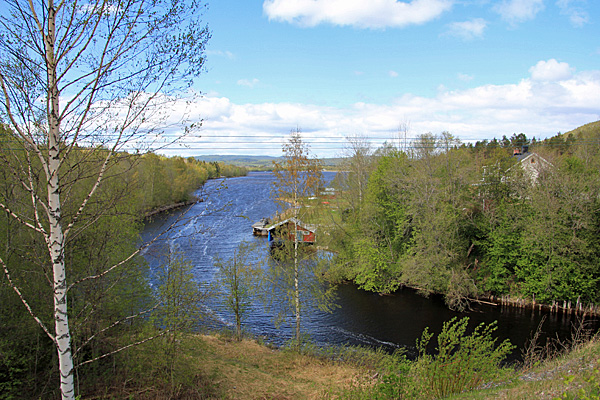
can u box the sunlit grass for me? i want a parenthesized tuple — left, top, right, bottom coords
(90, 325, 600, 400)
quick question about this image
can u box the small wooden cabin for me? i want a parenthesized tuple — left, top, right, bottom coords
(267, 218, 316, 244)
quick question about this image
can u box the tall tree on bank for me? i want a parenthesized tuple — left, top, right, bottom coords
(0, 0, 209, 398)
(271, 128, 324, 346)
(338, 134, 374, 220)
(214, 242, 260, 341)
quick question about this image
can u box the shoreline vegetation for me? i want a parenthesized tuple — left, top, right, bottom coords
(474, 293, 600, 317)
(144, 197, 200, 218)
(3, 122, 600, 399)
(135, 154, 248, 215)
(87, 321, 600, 399)
(304, 122, 600, 318)
(264, 130, 600, 318)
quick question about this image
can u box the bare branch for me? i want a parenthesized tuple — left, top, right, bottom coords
(0, 201, 48, 236)
(76, 330, 168, 367)
(67, 205, 195, 291)
(63, 149, 115, 240)
(0, 75, 51, 179)
(74, 302, 160, 357)
(25, 152, 50, 235)
(1, 255, 56, 344)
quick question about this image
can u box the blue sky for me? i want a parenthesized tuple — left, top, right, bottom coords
(164, 0, 599, 157)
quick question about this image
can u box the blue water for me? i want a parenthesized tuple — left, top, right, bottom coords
(142, 171, 600, 361)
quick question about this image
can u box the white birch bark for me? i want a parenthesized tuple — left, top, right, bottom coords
(293, 198, 300, 345)
(0, 0, 209, 398)
(272, 128, 324, 347)
(45, 3, 75, 397)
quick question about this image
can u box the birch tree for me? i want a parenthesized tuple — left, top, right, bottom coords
(0, 0, 209, 398)
(271, 128, 335, 347)
(214, 242, 260, 341)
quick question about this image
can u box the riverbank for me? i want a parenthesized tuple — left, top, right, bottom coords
(143, 171, 250, 218)
(451, 331, 600, 400)
(91, 328, 600, 399)
(474, 293, 600, 317)
(144, 197, 201, 218)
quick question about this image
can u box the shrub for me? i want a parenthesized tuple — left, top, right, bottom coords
(412, 316, 514, 399)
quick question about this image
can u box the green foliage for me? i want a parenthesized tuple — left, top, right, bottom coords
(153, 254, 205, 335)
(477, 200, 524, 294)
(151, 254, 207, 393)
(327, 124, 600, 309)
(330, 149, 410, 294)
(213, 242, 261, 341)
(412, 317, 514, 399)
(337, 318, 513, 400)
(352, 237, 401, 293)
(557, 369, 600, 400)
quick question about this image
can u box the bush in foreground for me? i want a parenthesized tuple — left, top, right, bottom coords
(339, 317, 514, 399)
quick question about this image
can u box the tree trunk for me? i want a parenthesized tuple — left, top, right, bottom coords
(294, 218, 300, 346)
(48, 122, 75, 400)
(294, 202, 300, 347)
(46, 5, 75, 397)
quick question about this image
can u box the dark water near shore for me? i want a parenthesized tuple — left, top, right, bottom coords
(142, 171, 599, 362)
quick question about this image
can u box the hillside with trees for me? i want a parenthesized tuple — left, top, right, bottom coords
(326, 122, 600, 311)
(0, 124, 246, 398)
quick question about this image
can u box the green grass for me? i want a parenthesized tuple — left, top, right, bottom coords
(79, 321, 600, 399)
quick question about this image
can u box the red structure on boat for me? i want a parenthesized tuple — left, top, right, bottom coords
(267, 218, 316, 244)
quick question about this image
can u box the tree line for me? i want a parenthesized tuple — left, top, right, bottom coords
(136, 153, 248, 211)
(0, 124, 246, 398)
(326, 122, 600, 310)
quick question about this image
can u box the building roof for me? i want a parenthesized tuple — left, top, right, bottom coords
(507, 148, 552, 183)
(266, 218, 317, 233)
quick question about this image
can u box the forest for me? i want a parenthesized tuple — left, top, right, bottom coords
(0, 124, 247, 398)
(1, 0, 598, 394)
(326, 121, 600, 311)
(3, 119, 600, 398)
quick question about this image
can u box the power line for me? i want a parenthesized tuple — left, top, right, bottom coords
(1, 134, 599, 153)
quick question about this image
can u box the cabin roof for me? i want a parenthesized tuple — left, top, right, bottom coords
(266, 218, 317, 233)
(251, 218, 271, 229)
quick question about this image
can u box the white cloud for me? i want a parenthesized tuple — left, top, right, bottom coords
(237, 78, 260, 88)
(493, 0, 544, 24)
(389, 70, 399, 78)
(529, 59, 574, 81)
(556, 0, 589, 27)
(158, 62, 600, 157)
(445, 18, 487, 40)
(458, 73, 473, 82)
(206, 50, 236, 60)
(262, 0, 454, 29)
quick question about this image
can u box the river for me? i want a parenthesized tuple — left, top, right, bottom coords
(142, 171, 599, 362)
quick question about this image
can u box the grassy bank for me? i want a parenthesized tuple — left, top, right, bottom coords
(96, 333, 364, 399)
(451, 334, 600, 400)
(88, 324, 600, 400)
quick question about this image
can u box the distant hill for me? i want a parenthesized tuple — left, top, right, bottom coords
(563, 120, 600, 138)
(195, 155, 344, 170)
